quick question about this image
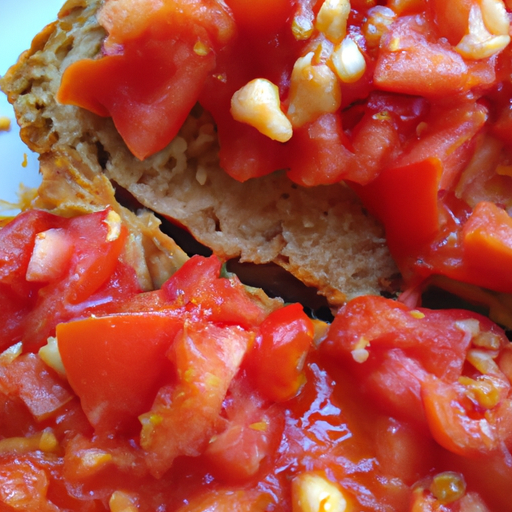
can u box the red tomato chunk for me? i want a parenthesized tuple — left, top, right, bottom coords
(1, 208, 512, 511)
(57, 0, 512, 297)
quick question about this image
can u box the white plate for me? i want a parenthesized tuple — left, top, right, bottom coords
(0, 0, 64, 215)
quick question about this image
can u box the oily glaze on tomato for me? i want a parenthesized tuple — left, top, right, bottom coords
(0, 208, 141, 351)
(2, 208, 512, 511)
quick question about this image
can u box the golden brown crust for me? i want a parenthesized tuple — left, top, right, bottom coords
(34, 150, 189, 291)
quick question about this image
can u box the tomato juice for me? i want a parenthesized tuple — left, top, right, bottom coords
(3, 0, 512, 510)
(1, 207, 512, 511)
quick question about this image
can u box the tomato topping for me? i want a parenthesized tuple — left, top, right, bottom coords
(0, 208, 142, 350)
(57, 0, 236, 160)
(322, 294, 512, 464)
(57, 313, 182, 434)
(2, 208, 512, 510)
(245, 303, 315, 402)
(224, 0, 294, 35)
(421, 375, 512, 457)
(203, 381, 283, 482)
(140, 322, 253, 477)
(462, 201, 512, 290)
(0, 353, 73, 421)
(162, 254, 267, 328)
(55, 0, 512, 297)
(353, 158, 443, 258)
(374, 15, 469, 97)
(7, 0, 512, 508)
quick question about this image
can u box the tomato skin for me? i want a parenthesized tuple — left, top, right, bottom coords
(140, 322, 253, 478)
(374, 15, 469, 97)
(428, 0, 473, 46)
(58, 0, 236, 161)
(461, 201, 512, 292)
(321, 295, 506, 428)
(353, 158, 442, 259)
(245, 303, 314, 402)
(163, 255, 267, 328)
(57, 313, 182, 434)
(286, 113, 354, 186)
(224, 0, 294, 35)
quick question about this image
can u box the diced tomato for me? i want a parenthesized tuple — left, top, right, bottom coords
(7, 1, 512, 509)
(0, 284, 33, 351)
(454, 133, 512, 211)
(57, 313, 182, 434)
(163, 255, 267, 328)
(204, 382, 283, 482)
(57, 0, 236, 160)
(286, 113, 354, 186)
(198, 26, 302, 182)
(374, 15, 469, 97)
(321, 295, 508, 430)
(428, 0, 473, 45)
(353, 158, 442, 258)
(0, 208, 145, 351)
(176, 488, 274, 512)
(492, 100, 512, 145)
(421, 376, 512, 457)
(140, 322, 252, 477)
(0, 209, 64, 297)
(18, 208, 141, 349)
(224, 0, 294, 35)
(0, 353, 74, 422)
(394, 103, 488, 191)
(462, 201, 512, 291)
(0, 456, 61, 512)
(65, 210, 129, 305)
(372, 416, 436, 487)
(245, 303, 314, 402)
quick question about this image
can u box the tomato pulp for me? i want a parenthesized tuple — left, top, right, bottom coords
(57, 0, 512, 298)
(2, 207, 512, 511)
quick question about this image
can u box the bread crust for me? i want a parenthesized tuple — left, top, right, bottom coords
(1, 0, 399, 306)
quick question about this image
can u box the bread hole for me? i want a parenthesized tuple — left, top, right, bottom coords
(56, 41, 75, 60)
(95, 141, 110, 170)
(277, 254, 290, 265)
(204, 208, 222, 232)
(19, 82, 33, 95)
(45, 120, 57, 142)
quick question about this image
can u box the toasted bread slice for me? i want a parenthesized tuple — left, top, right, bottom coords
(1, 0, 399, 306)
